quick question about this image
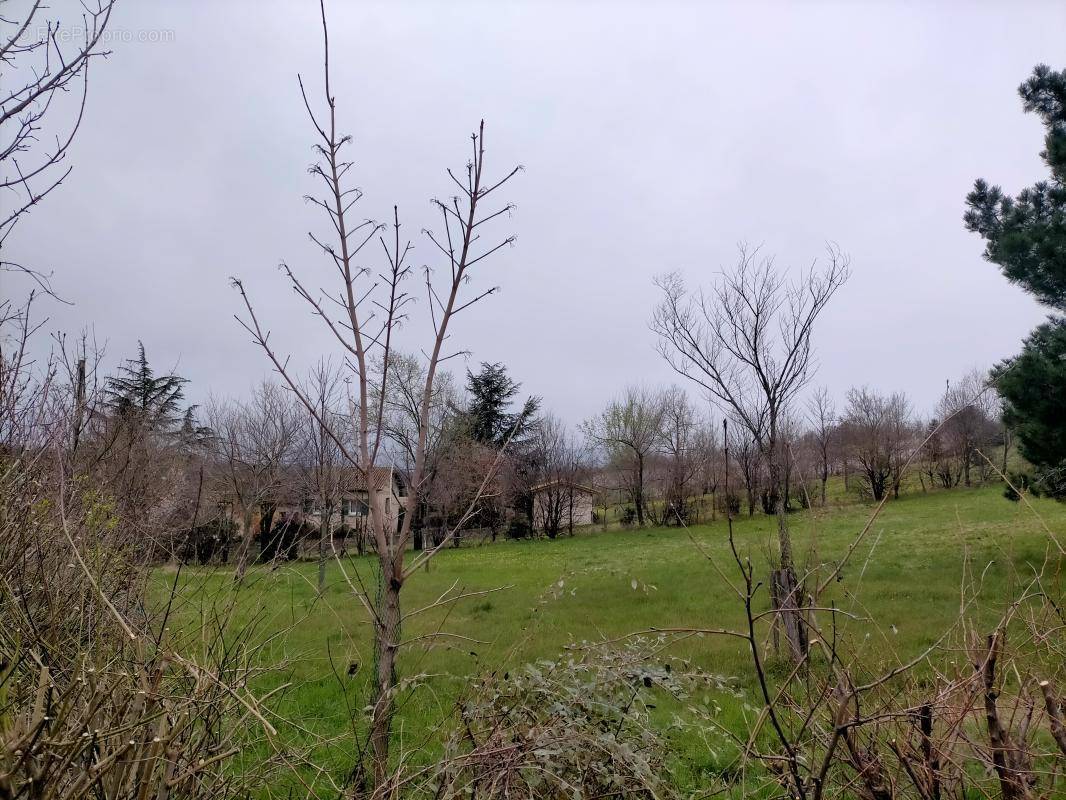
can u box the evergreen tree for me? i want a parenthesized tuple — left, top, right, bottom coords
(104, 341, 191, 433)
(994, 322, 1066, 496)
(178, 406, 215, 448)
(966, 64, 1066, 497)
(463, 362, 540, 447)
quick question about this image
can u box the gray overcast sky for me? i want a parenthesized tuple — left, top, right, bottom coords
(7, 0, 1066, 424)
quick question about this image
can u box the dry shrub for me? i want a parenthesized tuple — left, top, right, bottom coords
(0, 479, 279, 799)
(718, 507, 1066, 800)
(400, 638, 734, 800)
(0, 301, 281, 799)
(0, 645, 272, 799)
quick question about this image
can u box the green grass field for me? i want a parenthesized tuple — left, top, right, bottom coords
(159, 484, 1065, 792)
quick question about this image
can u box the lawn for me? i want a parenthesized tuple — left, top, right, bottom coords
(158, 485, 1065, 793)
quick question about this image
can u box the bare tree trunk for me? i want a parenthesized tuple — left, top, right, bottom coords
(768, 429, 806, 663)
(1041, 680, 1066, 756)
(979, 632, 1033, 800)
(635, 452, 646, 526)
(767, 432, 794, 572)
(770, 565, 807, 663)
(234, 508, 256, 581)
(367, 488, 399, 786)
(413, 507, 425, 550)
(1002, 425, 1010, 478)
(71, 358, 87, 457)
(371, 559, 402, 786)
(318, 504, 333, 595)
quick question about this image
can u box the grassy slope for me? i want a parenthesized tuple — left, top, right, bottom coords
(160, 485, 1065, 790)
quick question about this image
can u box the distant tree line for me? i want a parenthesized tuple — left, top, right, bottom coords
(57, 324, 1012, 587)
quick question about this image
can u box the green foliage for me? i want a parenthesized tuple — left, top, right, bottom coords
(995, 320, 1066, 497)
(1002, 470, 1036, 501)
(967, 64, 1066, 497)
(965, 64, 1066, 310)
(103, 340, 192, 432)
(506, 517, 531, 539)
(462, 362, 540, 447)
(81, 486, 119, 535)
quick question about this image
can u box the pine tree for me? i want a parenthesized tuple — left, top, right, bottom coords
(103, 341, 191, 433)
(966, 64, 1066, 497)
(463, 362, 540, 447)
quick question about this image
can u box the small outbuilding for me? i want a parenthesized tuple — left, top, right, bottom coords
(530, 479, 597, 535)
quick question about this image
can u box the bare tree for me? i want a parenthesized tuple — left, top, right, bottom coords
(841, 387, 912, 501)
(296, 361, 347, 593)
(936, 369, 1000, 487)
(374, 352, 467, 548)
(922, 414, 961, 491)
(529, 414, 568, 537)
(777, 411, 803, 511)
(582, 386, 666, 527)
(229, 3, 520, 786)
(528, 413, 586, 538)
(733, 425, 762, 517)
(207, 382, 300, 581)
(694, 418, 723, 523)
(424, 434, 497, 547)
(653, 244, 848, 660)
(654, 386, 708, 525)
(807, 386, 836, 507)
(1, 1, 116, 278)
